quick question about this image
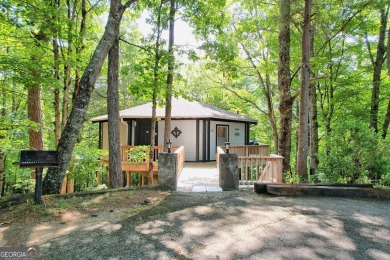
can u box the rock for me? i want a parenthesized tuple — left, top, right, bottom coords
(91, 213, 98, 217)
(144, 198, 151, 204)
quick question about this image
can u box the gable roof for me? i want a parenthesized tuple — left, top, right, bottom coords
(91, 98, 257, 124)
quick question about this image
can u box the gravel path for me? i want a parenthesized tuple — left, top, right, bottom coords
(14, 191, 390, 259)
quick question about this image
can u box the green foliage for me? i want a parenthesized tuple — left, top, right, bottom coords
(7, 203, 15, 211)
(1, 0, 389, 195)
(318, 119, 390, 184)
(67, 143, 107, 192)
(11, 179, 35, 194)
(54, 198, 74, 210)
(127, 146, 149, 162)
(379, 172, 390, 187)
(284, 173, 302, 184)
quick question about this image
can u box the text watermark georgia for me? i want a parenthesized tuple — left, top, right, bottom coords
(0, 247, 40, 260)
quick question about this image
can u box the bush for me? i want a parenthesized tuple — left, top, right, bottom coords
(68, 144, 107, 192)
(318, 120, 390, 184)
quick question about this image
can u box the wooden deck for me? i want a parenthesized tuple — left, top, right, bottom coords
(99, 146, 179, 186)
(60, 144, 284, 193)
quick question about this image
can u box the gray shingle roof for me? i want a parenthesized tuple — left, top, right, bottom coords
(91, 98, 257, 123)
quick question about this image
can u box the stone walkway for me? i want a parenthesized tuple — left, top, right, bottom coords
(176, 162, 223, 192)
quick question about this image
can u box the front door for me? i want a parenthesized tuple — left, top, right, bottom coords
(216, 125, 229, 147)
(134, 119, 154, 146)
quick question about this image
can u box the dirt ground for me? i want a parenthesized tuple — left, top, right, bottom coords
(0, 188, 170, 247)
(0, 188, 389, 259)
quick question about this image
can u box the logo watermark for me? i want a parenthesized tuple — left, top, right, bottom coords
(0, 247, 40, 260)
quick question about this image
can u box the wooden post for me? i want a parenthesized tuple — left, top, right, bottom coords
(66, 178, 74, 193)
(126, 172, 131, 186)
(97, 171, 101, 186)
(61, 174, 67, 194)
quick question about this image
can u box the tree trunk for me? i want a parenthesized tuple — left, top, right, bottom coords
(62, 65, 71, 130)
(0, 91, 4, 196)
(53, 38, 61, 146)
(264, 73, 279, 153)
(309, 23, 319, 172)
(382, 99, 390, 139)
(164, 0, 176, 152)
(0, 152, 4, 197)
(277, 0, 293, 174)
(149, 0, 164, 184)
(42, 0, 137, 194)
(369, 8, 388, 133)
(28, 86, 44, 151)
(73, 0, 88, 105)
(149, 91, 157, 185)
(309, 81, 319, 170)
(388, 11, 390, 76)
(297, 0, 311, 180)
(107, 32, 123, 188)
(1, 72, 5, 118)
(382, 6, 390, 139)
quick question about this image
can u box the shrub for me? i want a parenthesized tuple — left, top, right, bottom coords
(67, 144, 107, 192)
(318, 119, 390, 184)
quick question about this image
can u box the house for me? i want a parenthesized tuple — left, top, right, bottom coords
(91, 98, 257, 161)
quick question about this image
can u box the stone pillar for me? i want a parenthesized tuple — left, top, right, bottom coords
(158, 153, 177, 190)
(219, 153, 239, 191)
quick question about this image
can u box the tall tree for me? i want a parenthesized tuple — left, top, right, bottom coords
(278, 0, 295, 174)
(367, 7, 388, 133)
(296, 0, 311, 179)
(383, 14, 390, 139)
(42, 0, 138, 194)
(73, 0, 89, 104)
(383, 100, 390, 139)
(148, 0, 164, 185)
(309, 24, 319, 172)
(107, 23, 123, 188)
(163, 0, 176, 152)
(28, 31, 49, 152)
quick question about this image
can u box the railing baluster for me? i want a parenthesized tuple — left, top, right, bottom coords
(245, 158, 248, 183)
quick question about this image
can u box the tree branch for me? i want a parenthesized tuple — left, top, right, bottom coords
(388, 6, 390, 75)
(123, 0, 138, 9)
(291, 66, 300, 82)
(223, 86, 268, 116)
(365, 32, 375, 65)
(119, 37, 151, 53)
(315, 1, 371, 56)
(87, 0, 104, 13)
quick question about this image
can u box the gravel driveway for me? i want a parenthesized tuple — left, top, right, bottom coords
(26, 190, 390, 259)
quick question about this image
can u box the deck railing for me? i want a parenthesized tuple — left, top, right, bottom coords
(216, 146, 224, 170)
(220, 145, 270, 157)
(120, 145, 179, 162)
(238, 155, 283, 184)
(98, 145, 180, 187)
(175, 146, 186, 179)
(217, 145, 283, 185)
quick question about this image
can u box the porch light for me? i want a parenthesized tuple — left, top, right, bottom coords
(225, 142, 230, 154)
(166, 139, 172, 153)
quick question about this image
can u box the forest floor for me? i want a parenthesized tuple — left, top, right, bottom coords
(0, 187, 389, 259)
